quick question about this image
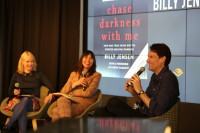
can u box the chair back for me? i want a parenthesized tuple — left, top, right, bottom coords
(39, 86, 49, 106)
(150, 98, 180, 133)
(0, 97, 12, 116)
(76, 89, 102, 118)
(0, 86, 49, 117)
(47, 89, 103, 118)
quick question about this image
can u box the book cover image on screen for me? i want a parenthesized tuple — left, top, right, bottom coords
(86, 0, 200, 104)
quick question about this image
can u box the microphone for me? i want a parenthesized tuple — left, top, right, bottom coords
(82, 71, 87, 78)
(15, 83, 20, 89)
(127, 67, 145, 87)
(82, 71, 87, 91)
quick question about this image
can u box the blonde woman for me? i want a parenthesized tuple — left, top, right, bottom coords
(2, 51, 55, 133)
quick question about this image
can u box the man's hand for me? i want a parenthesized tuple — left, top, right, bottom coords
(124, 79, 137, 95)
(131, 74, 143, 94)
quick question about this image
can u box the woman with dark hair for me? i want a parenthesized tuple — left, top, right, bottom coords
(46, 50, 101, 122)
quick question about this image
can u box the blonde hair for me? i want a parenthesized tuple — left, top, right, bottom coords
(17, 51, 37, 74)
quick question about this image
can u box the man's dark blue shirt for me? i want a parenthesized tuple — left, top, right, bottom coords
(139, 66, 179, 117)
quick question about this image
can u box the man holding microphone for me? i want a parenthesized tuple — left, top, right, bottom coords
(93, 43, 179, 118)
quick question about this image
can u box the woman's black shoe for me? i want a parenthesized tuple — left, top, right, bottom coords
(1, 126, 11, 133)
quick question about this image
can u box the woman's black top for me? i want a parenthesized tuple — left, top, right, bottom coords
(8, 71, 55, 99)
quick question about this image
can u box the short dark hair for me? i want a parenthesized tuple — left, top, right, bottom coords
(150, 43, 171, 66)
(76, 50, 96, 76)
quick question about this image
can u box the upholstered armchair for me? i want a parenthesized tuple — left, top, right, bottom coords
(0, 86, 51, 131)
(47, 89, 102, 118)
(150, 98, 180, 133)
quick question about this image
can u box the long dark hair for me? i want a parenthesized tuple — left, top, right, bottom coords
(75, 50, 96, 76)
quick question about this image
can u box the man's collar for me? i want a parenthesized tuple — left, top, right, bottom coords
(156, 66, 169, 78)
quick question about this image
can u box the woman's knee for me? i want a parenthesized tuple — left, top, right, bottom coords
(57, 96, 70, 104)
(20, 97, 29, 102)
(20, 97, 33, 104)
(52, 107, 57, 115)
(107, 97, 125, 106)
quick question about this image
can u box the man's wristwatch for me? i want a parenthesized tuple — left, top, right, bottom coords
(138, 91, 145, 96)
